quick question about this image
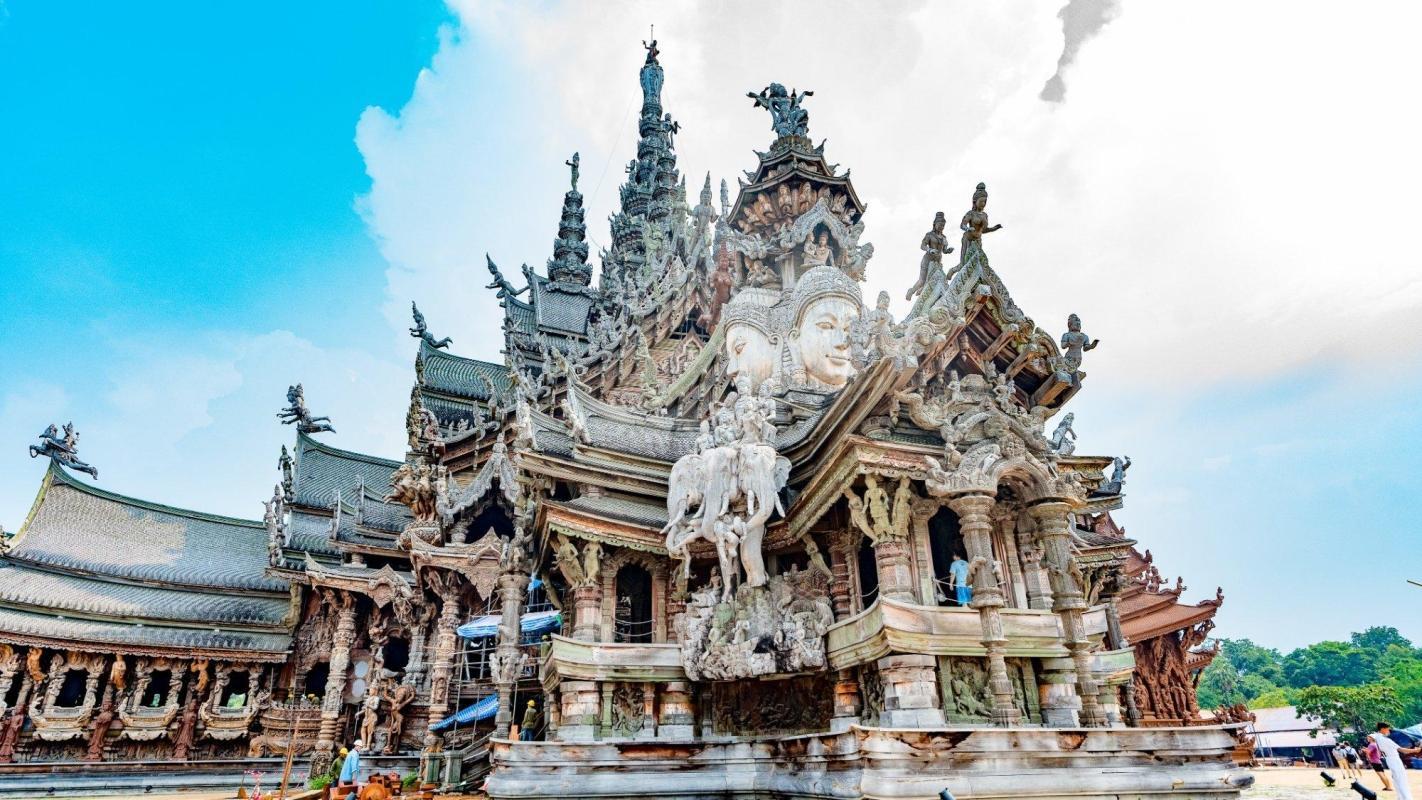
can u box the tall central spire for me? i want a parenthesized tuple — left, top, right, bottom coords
(603, 38, 682, 290)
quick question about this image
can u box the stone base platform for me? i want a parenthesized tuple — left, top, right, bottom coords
(483, 725, 1252, 800)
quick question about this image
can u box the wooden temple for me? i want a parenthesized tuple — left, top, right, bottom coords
(0, 41, 1245, 800)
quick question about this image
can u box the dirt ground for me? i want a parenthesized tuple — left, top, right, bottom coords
(1248, 765, 1422, 798)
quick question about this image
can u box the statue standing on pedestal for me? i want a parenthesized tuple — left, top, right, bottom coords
(957, 182, 1003, 270)
(1059, 313, 1099, 374)
(907, 212, 953, 306)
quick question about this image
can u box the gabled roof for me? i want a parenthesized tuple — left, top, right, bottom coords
(9, 464, 283, 593)
(292, 433, 402, 510)
(530, 275, 596, 336)
(418, 341, 511, 402)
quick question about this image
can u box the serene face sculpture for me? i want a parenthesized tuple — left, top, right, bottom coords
(796, 296, 858, 387)
(725, 322, 774, 388)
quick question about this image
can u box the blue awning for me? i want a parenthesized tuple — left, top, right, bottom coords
(457, 609, 561, 640)
(430, 693, 499, 732)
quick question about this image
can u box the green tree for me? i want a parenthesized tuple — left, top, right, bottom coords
(1248, 687, 1298, 709)
(1283, 641, 1377, 688)
(1221, 638, 1285, 684)
(1376, 644, 1422, 724)
(1294, 683, 1403, 737)
(1197, 653, 1240, 709)
(1351, 627, 1412, 653)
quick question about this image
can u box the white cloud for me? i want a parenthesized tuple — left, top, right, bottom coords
(358, 0, 1422, 387)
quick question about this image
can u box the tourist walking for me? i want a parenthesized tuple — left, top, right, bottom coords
(1341, 741, 1361, 779)
(1371, 723, 1419, 800)
(1365, 735, 1394, 792)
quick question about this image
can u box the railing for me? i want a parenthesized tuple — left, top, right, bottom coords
(613, 616, 654, 643)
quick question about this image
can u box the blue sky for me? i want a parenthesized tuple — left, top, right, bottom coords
(1, 1, 1418, 651)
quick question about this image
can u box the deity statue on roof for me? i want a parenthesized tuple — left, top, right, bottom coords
(1059, 313, 1099, 375)
(565, 151, 580, 191)
(747, 83, 814, 139)
(957, 182, 1003, 271)
(907, 212, 954, 308)
(409, 302, 453, 350)
(277, 384, 335, 435)
(28, 422, 98, 479)
(802, 229, 833, 268)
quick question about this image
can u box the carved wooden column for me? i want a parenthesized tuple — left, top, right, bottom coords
(949, 493, 1020, 726)
(423, 578, 463, 748)
(572, 584, 602, 641)
(827, 535, 855, 620)
(493, 570, 530, 732)
(1031, 501, 1105, 727)
(830, 669, 863, 732)
(1015, 510, 1054, 610)
(315, 592, 356, 758)
(910, 499, 939, 605)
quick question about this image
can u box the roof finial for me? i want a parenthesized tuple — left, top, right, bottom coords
(747, 83, 814, 140)
(410, 301, 453, 349)
(277, 384, 336, 435)
(642, 27, 659, 65)
(28, 422, 98, 480)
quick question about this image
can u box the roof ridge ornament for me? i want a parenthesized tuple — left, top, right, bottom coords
(747, 83, 814, 143)
(28, 422, 97, 480)
(277, 384, 335, 435)
(409, 301, 452, 350)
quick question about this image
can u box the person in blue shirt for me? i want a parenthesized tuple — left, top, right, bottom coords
(947, 553, 972, 606)
(339, 739, 364, 799)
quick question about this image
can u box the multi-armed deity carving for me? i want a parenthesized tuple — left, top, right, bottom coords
(28, 422, 98, 479)
(409, 301, 453, 349)
(747, 83, 814, 140)
(277, 384, 335, 435)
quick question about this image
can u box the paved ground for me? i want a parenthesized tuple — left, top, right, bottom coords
(43, 767, 1422, 799)
(1248, 766, 1422, 799)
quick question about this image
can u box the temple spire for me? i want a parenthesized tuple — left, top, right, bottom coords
(548, 152, 591, 286)
(604, 38, 682, 290)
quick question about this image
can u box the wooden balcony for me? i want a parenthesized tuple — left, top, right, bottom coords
(826, 597, 1110, 669)
(538, 634, 686, 689)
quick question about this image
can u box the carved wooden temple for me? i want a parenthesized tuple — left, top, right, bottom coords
(0, 41, 1246, 799)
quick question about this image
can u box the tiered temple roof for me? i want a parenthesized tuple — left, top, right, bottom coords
(0, 465, 293, 661)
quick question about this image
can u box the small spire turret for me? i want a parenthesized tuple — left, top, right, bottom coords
(548, 152, 591, 286)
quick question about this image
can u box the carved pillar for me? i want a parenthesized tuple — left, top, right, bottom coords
(315, 592, 357, 757)
(873, 536, 916, 603)
(423, 579, 463, 748)
(493, 571, 530, 732)
(828, 536, 855, 620)
(1031, 501, 1105, 727)
(1015, 511, 1053, 610)
(830, 669, 863, 732)
(556, 680, 599, 742)
(657, 681, 694, 739)
(949, 494, 1020, 726)
(572, 584, 603, 642)
(910, 500, 938, 605)
(876, 654, 945, 727)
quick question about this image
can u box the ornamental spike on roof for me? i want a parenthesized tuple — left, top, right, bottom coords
(602, 39, 681, 292)
(547, 152, 592, 286)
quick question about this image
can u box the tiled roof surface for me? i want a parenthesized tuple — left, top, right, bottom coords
(285, 509, 338, 557)
(292, 434, 401, 510)
(0, 605, 291, 656)
(419, 343, 511, 401)
(11, 468, 284, 593)
(0, 562, 290, 626)
(562, 495, 668, 528)
(531, 279, 595, 335)
(418, 389, 481, 429)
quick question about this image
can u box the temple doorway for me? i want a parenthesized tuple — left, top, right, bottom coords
(928, 507, 968, 607)
(856, 535, 878, 608)
(614, 564, 653, 643)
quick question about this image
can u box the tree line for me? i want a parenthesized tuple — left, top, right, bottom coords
(1197, 626, 1422, 735)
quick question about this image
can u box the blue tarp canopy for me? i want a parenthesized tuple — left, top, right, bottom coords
(430, 693, 498, 732)
(457, 609, 560, 640)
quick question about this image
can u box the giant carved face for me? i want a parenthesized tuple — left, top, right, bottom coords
(725, 322, 774, 388)
(796, 296, 858, 388)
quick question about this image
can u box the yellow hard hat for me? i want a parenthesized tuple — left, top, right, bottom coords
(527, 700, 536, 706)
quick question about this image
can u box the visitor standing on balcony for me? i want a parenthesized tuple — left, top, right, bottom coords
(948, 553, 972, 606)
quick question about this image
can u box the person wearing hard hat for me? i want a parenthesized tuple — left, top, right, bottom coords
(520, 701, 539, 741)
